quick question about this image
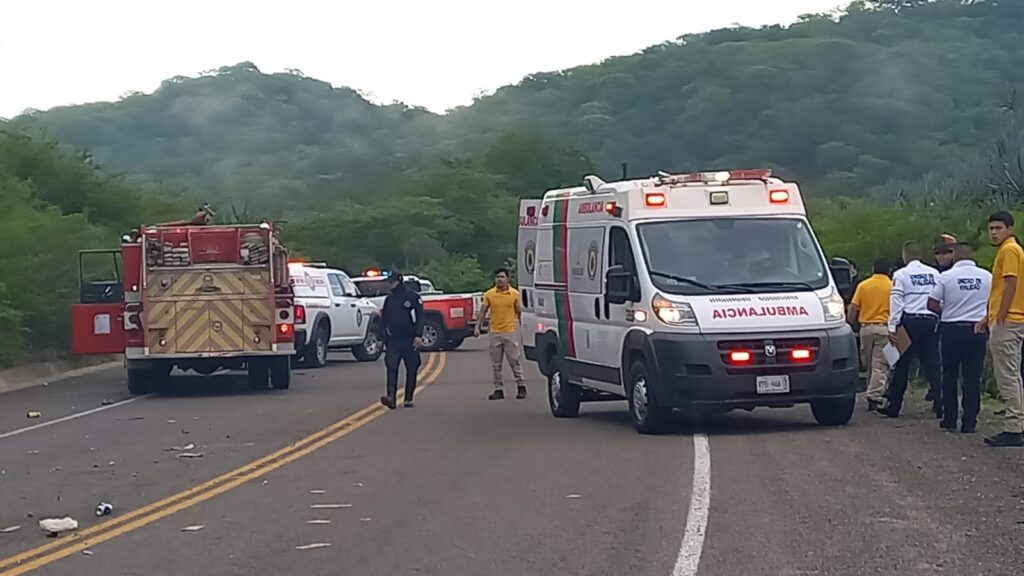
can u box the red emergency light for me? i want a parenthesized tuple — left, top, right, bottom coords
(605, 201, 623, 217)
(727, 350, 753, 365)
(294, 305, 306, 325)
(644, 193, 667, 208)
(769, 189, 790, 204)
(791, 348, 813, 362)
(363, 269, 381, 277)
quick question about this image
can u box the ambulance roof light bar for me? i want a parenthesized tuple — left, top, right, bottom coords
(657, 169, 774, 186)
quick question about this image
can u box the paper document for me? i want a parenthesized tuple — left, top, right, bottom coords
(882, 343, 901, 368)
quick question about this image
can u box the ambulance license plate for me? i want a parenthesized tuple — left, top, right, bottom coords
(756, 375, 790, 394)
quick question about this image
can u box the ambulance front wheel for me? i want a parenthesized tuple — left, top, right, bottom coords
(810, 396, 855, 426)
(627, 361, 672, 435)
(547, 357, 581, 418)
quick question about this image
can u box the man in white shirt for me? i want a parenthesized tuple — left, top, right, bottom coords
(884, 241, 943, 418)
(928, 243, 992, 433)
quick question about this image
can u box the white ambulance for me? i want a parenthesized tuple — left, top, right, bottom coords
(518, 169, 859, 434)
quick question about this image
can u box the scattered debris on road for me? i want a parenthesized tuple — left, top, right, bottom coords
(96, 502, 113, 517)
(82, 550, 94, 556)
(181, 525, 205, 532)
(295, 543, 331, 550)
(116, 416, 145, 422)
(309, 490, 327, 495)
(27, 450, 39, 455)
(566, 494, 583, 499)
(305, 520, 331, 525)
(0, 525, 21, 534)
(353, 482, 364, 487)
(165, 443, 196, 452)
(176, 452, 204, 459)
(309, 504, 351, 509)
(359, 517, 372, 522)
(49, 467, 61, 473)
(167, 419, 176, 424)
(26, 411, 41, 419)
(101, 399, 114, 406)
(108, 461, 116, 467)
(39, 517, 78, 536)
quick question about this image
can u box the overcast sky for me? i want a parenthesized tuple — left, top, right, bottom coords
(0, 0, 845, 118)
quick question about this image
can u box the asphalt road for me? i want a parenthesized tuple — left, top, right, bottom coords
(1, 341, 1024, 575)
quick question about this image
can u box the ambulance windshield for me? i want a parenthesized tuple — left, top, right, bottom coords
(637, 217, 829, 295)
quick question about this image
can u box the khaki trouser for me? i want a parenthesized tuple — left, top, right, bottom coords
(489, 332, 525, 389)
(860, 324, 890, 403)
(989, 322, 1024, 433)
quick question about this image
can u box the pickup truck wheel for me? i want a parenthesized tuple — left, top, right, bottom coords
(442, 336, 466, 351)
(270, 357, 292, 390)
(352, 326, 383, 362)
(419, 318, 445, 351)
(627, 361, 672, 435)
(810, 397, 855, 426)
(307, 325, 329, 368)
(247, 361, 270, 390)
(548, 357, 581, 418)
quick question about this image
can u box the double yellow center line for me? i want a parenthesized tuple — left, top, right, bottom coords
(0, 352, 446, 575)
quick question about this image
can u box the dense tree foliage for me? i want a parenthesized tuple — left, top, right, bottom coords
(0, 127, 184, 367)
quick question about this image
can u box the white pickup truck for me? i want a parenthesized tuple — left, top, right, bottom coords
(351, 270, 486, 351)
(288, 262, 383, 367)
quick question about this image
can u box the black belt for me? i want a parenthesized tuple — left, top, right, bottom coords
(941, 321, 981, 327)
(904, 313, 936, 319)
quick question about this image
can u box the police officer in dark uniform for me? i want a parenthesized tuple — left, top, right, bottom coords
(379, 271, 424, 410)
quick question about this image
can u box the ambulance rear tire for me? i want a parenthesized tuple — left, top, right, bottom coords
(810, 397, 855, 426)
(247, 361, 270, 390)
(270, 357, 292, 390)
(547, 357, 581, 418)
(627, 361, 672, 435)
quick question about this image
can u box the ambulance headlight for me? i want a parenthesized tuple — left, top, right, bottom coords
(821, 289, 845, 322)
(653, 294, 698, 327)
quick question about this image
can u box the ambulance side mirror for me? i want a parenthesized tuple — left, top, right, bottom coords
(830, 264, 853, 296)
(606, 265, 638, 305)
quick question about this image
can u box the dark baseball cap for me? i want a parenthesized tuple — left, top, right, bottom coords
(933, 234, 957, 253)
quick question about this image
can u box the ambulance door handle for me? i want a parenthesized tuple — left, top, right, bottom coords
(593, 297, 601, 319)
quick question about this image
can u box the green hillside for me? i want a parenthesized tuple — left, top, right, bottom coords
(14, 0, 1024, 216)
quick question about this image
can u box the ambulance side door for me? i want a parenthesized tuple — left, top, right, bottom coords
(566, 225, 621, 392)
(589, 225, 639, 387)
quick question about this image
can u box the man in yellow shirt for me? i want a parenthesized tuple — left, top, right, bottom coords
(847, 258, 893, 412)
(475, 268, 526, 400)
(981, 211, 1024, 447)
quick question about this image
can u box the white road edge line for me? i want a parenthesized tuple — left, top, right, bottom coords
(0, 395, 150, 441)
(673, 433, 711, 576)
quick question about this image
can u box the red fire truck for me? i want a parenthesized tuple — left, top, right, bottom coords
(71, 222, 295, 394)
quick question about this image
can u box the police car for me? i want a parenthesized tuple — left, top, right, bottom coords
(288, 262, 383, 367)
(518, 169, 859, 434)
